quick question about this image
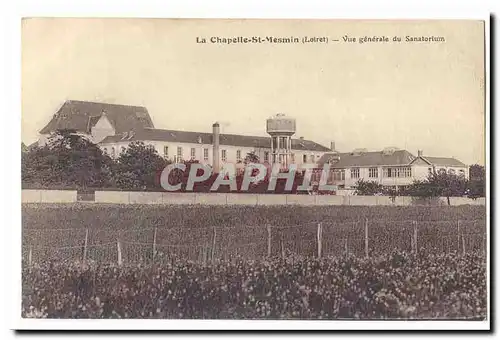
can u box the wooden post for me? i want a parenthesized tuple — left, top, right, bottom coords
(212, 226, 217, 262)
(317, 223, 323, 258)
(152, 227, 157, 261)
(413, 221, 418, 254)
(117, 240, 122, 266)
(83, 228, 89, 262)
(364, 218, 369, 258)
(462, 232, 466, 255)
(281, 233, 285, 259)
(267, 225, 272, 257)
(457, 220, 461, 253)
(28, 245, 33, 268)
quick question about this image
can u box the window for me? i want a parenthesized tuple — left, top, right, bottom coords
(303, 155, 307, 163)
(383, 168, 392, 178)
(272, 137, 277, 150)
(204, 148, 209, 161)
(221, 149, 227, 162)
(310, 155, 315, 163)
(163, 146, 169, 158)
(404, 167, 412, 177)
(236, 150, 242, 162)
(384, 167, 411, 178)
(121, 146, 126, 154)
(111, 147, 115, 158)
(369, 167, 378, 178)
(190, 148, 196, 159)
(264, 151, 269, 162)
(177, 147, 183, 162)
(103, 147, 108, 155)
(351, 168, 360, 179)
(333, 169, 345, 181)
(279, 137, 287, 149)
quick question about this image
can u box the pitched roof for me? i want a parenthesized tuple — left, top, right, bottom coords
(39, 100, 154, 135)
(317, 149, 417, 168)
(100, 128, 331, 152)
(421, 156, 466, 167)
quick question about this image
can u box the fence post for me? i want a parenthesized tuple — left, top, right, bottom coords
(457, 220, 461, 253)
(462, 231, 466, 255)
(413, 221, 418, 254)
(152, 227, 157, 261)
(364, 218, 369, 258)
(83, 228, 89, 262)
(212, 226, 217, 262)
(28, 245, 33, 268)
(117, 239, 123, 266)
(267, 225, 272, 257)
(281, 232, 285, 259)
(317, 223, 323, 258)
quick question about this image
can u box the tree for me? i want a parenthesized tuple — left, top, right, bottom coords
(244, 151, 259, 164)
(113, 141, 168, 190)
(21, 129, 113, 189)
(467, 164, 485, 199)
(354, 179, 383, 196)
(406, 169, 467, 205)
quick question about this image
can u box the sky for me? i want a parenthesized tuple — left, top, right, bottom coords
(21, 18, 485, 165)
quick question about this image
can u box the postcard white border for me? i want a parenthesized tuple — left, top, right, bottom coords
(2, 0, 494, 334)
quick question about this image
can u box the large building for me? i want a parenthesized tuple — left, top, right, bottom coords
(317, 149, 468, 191)
(38, 100, 468, 191)
(38, 100, 332, 168)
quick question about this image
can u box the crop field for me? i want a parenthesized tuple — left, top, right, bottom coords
(21, 203, 487, 319)
(22, 204, 486, 264)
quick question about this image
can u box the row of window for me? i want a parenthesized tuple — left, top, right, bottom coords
(162, 146, 242, 163)
(349, 167, 412, 179)
(104, 144, 321, 164)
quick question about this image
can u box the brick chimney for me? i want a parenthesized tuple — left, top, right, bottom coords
(417, 150, 423, 157)
(330, 141, 336, 151)
(212, 122, 220, 173)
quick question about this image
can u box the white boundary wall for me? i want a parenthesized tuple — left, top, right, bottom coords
(22, 190, 77, 203)
(22, 190, 486, 206)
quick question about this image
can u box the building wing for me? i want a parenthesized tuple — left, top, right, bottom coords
(318, 149, 416, 168)
(100, 128, 330, 152)
(39, 100, 154, 135)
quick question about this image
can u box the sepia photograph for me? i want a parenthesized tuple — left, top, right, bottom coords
(17, 16, 489, 330)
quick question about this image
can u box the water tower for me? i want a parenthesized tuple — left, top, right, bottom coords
(266, 113, 296, 168)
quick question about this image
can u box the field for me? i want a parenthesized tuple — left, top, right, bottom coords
(21, 203, 487, 319)
(22, 204, 486, 263)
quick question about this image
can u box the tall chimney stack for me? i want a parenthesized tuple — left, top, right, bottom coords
(330, 141, 336, 151)
(212, 122, 220, 173)
(417, 150, 423, 157)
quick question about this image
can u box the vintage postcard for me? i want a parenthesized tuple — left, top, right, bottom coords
(19, 18, 488, 330)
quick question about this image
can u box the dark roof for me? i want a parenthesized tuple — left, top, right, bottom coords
(421, 156, 466, 167)
(39, 100, 154, 135)
(100, 128, 331, 152)
(317, 149, 417, 167)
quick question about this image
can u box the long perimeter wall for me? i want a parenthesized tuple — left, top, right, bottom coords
(21, 190, 486, 206)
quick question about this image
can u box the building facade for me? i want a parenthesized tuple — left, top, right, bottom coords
(38, 100, 469, 191)
(38, 101, 332, 170)
(317, 148, 468, 192)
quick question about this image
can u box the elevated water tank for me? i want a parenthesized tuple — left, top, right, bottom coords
(266, 113, 296, 136)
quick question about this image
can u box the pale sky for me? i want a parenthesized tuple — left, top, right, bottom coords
(21, 18, 485, 165)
